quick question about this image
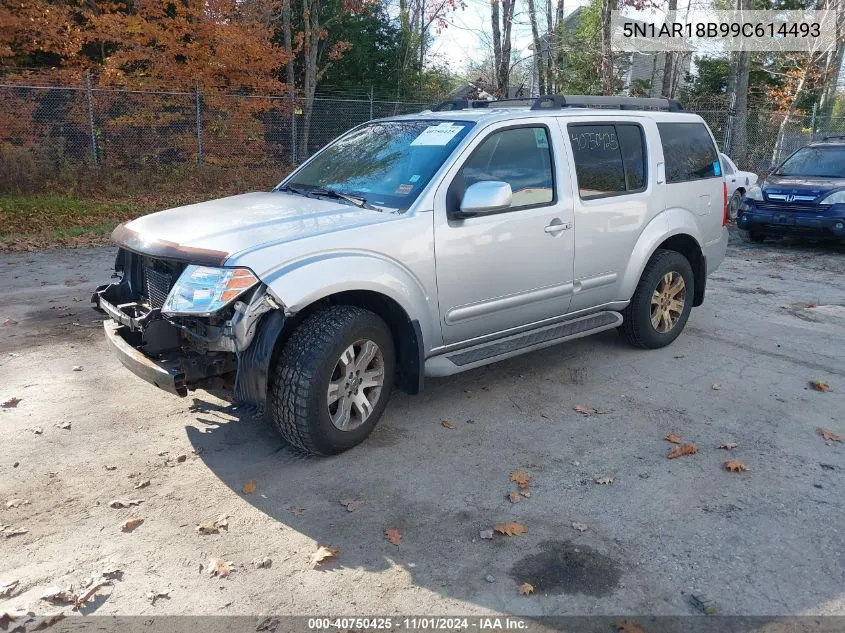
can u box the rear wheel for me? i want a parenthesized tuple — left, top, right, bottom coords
(620, 249, 694, 349)
(727, 191, 742, 220)
(269, 305, 395, 456)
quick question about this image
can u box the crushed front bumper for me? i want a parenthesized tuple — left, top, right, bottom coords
(104, 321, 188, 396)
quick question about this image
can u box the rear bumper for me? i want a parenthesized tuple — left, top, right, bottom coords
(738, 203, 845, 239)
(104, 321, 188, 396)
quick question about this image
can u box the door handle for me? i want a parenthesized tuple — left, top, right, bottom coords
(544, 221, 572, 234)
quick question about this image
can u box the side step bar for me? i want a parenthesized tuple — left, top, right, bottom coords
(425, 311, 623, 377)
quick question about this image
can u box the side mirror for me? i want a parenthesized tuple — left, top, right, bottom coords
(458, 181, 512, 217)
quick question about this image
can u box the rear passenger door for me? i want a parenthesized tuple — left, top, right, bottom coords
(560, 118, 661, 311)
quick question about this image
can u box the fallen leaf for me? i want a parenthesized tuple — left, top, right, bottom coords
(0, 608, 31, 629)
(573, 404, 611, 416)
(196, 522, 220, 535)
(810, 380, 831, 392)
(479, 529, 494, 540)
(121, 518, 143, 532)
(30, 612, 66, 631)
(41, 587, 76, 604)
(817, 428, 842, 442)
(339, 498, 362, 512)
(441, 420, 455, 429)
(519, 582, 534, 596)
(31, 427, 42, 434)
(2, 319, 18, 326)
(207, 557, 232, 578)
(717, 442, 738, 450)
(571, 521, 588, 532)
(520, 490, 531, 498)
(506, 491, 522, 504)
(74, 581, 108, 610)
(134, 479, 151, 489)
(215, 515, 229, 529)
(109, 499, 144, 509)
(711, 383, 723, 390)
(0, 526, 28, 538)
(310, 545, 339, 567)
(72, 366, 83, 372)
(146, 590, 170, 605)
(595, 476, 615, 485)
(667, 443, 699, 459)
(614, 621, 647, 633)
(664, 433, 682, 444)
(724, 460, 748, 473)
(509, 469, 531, 489)
(101, 568, 123, 580)
(673, 354, 685, 359)
(5, 499, 29, 509)
(0, 580, 19, 598)
(290, 506, 306, 516)
(104, 465, 117, 471)
(175, 454, 187, 463)
(56, 422, 71, 430)
(242, 480, 257, 495)
(385, 528, 402, 545)
(2, 397, 21, 409)
(252, 557, 272, 569)
(494, 522, 528, 536)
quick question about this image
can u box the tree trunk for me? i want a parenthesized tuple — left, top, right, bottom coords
(818, 0, 845, 133)
(545, 0, 554, 93)
(732, 0, 752, 164)
(499, 0, 515, 95)
(661, 0, 677, 97)
(299, 0, 320, 160)
(282, 0, 295, 91)
(527, 0, 545, 95)
(600, 0, 616, 95)
(771, 67, 809, 166)
(491, 0, 502, 91)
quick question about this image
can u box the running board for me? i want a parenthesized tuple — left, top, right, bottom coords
(425, 311, 622, 377)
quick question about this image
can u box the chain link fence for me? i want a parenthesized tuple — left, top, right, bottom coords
(3, 77, 845, 193)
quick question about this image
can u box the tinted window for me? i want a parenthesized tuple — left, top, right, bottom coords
(719, 153, 735, 175)
(452, 127, 554, 210)
(775, 146, 845, 178)
(658, 122, 719, 183)
(569, 123, 646, 198)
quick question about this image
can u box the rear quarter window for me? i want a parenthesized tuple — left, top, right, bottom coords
(658, 122, 719, 183)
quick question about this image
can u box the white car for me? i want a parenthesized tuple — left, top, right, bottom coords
(720, 152, 758, 220)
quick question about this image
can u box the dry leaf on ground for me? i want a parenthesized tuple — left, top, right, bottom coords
(817, 427, 842, 442)
(1, 397, 21, 409)
(290, 506, 306, 516)
(667, 443, 699, 459)
(385, 528, 402, 545)
(0, 580, 19, 598)
(207, 557, 232, 578)
(494, 522, 528, 536)
(0, 526, 28, 538)
(711, 383, 723, 391)
(120, 518, 143, 532)
(242, 480, 257, 495)
(441, 420, 455, 429)
(506, 491, 522, 504)
(614, 621, 647, 633)
(810, 380, 831, 392)
(664, 433, 682, 444)
(74, 581, 108, 610)
(196, 515, 229, 534)
(40, 587, 76, 604)
(56, 422, 71, 430)
(146, 590, 170, 605)
(724, 460, 748, 473)
(5, 499, 29, 509)
(717, 442, 738, 450)
(339, 498, 362, 512)
(310, 545, 339, 567)
(2, 319, 18, 326)
(252, 557, 272, 569)
(509, 469, 531, 489)
(108, 499, 144, 509)
(595, 476, 615, 485)
(519, 582, 534, 596)
(134, 479, 151, 489)
(571, 522, 588, 532)
(72, 366, 83, 372)
(573, 404, 610, 416)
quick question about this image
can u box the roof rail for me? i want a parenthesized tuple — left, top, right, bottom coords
(531, 94, 684, 112)
(821, 134, 845, 141)
(431, 99, 492, 111)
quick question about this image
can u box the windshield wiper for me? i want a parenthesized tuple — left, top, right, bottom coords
(308, 187, 379, 211)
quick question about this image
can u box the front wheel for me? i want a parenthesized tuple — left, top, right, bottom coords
(269, 305, 395, 455)
(620, 249, 694, 349)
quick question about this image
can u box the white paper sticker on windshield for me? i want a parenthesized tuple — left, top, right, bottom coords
(411, 123, 462, 146)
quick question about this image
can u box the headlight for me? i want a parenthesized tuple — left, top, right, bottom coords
(744, 185, 763, 200)
(162, 266, 259, 316)
(819, 190, 845, 205)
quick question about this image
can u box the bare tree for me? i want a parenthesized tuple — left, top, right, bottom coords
(526, 0, 545, 94)
(600, 0, 616, 95)
(660, 0, 677, 97)
(490, 0, 516, 94)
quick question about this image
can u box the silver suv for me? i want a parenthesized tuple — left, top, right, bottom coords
(94, 95, 729, 455)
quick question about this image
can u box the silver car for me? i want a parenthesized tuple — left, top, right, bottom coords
(93, 95, 728, 455)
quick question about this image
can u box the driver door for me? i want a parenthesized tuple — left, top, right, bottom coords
(432, 121, 575, 344)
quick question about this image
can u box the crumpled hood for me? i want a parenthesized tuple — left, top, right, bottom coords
(121, 192, 395, 262)
(765, 174, 845, 193)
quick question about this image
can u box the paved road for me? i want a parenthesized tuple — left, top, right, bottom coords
(1, 232, 844, 617)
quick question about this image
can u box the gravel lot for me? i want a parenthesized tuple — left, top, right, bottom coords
(1, 230, 844, 618)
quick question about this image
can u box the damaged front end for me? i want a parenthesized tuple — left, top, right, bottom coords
(93, 247, 282, 400)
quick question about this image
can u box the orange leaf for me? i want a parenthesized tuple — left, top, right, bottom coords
(385, 528, 402, 545)
(667, 443, 698, 459)
(614, 621, 647, 633)
(817, 427, 842, 442)
(810, 380, 831, 392)
(507, 491, 522, 504)
(121, 517, 143, 532)
(310, 545, 339, 566)
(441, 420, 455, 429)
(519, 582, 534, 595)
(723, 460, 748, 472)
(509, 469, 531, 489)
(664, 433, 682, 444)
(242, 480, 257, 495)
(1, 397, 21, 408)
(494, 522, 528, 536)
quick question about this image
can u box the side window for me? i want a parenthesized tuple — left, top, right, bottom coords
(720, 154, 735, 175)
(568, 123, 647, 199)
(450, 126, 554, 211)
(658, 122, 719, 183)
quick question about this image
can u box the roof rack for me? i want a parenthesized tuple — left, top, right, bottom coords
(821, 134, 845, 141)
(430, 94, 684, 113)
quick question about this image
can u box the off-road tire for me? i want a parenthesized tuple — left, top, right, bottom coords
(620, 249, 694, 349)
(739, 228, 765, 243)
(269, 305, 395, 456)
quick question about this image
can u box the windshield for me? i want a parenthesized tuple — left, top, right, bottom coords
(281, 120, 475, 210)
(775, 146, 845, 178)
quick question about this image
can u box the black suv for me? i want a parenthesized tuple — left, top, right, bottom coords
(737, 138, 845, 242)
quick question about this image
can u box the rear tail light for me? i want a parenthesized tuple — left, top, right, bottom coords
(722, 182, 728, 226)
